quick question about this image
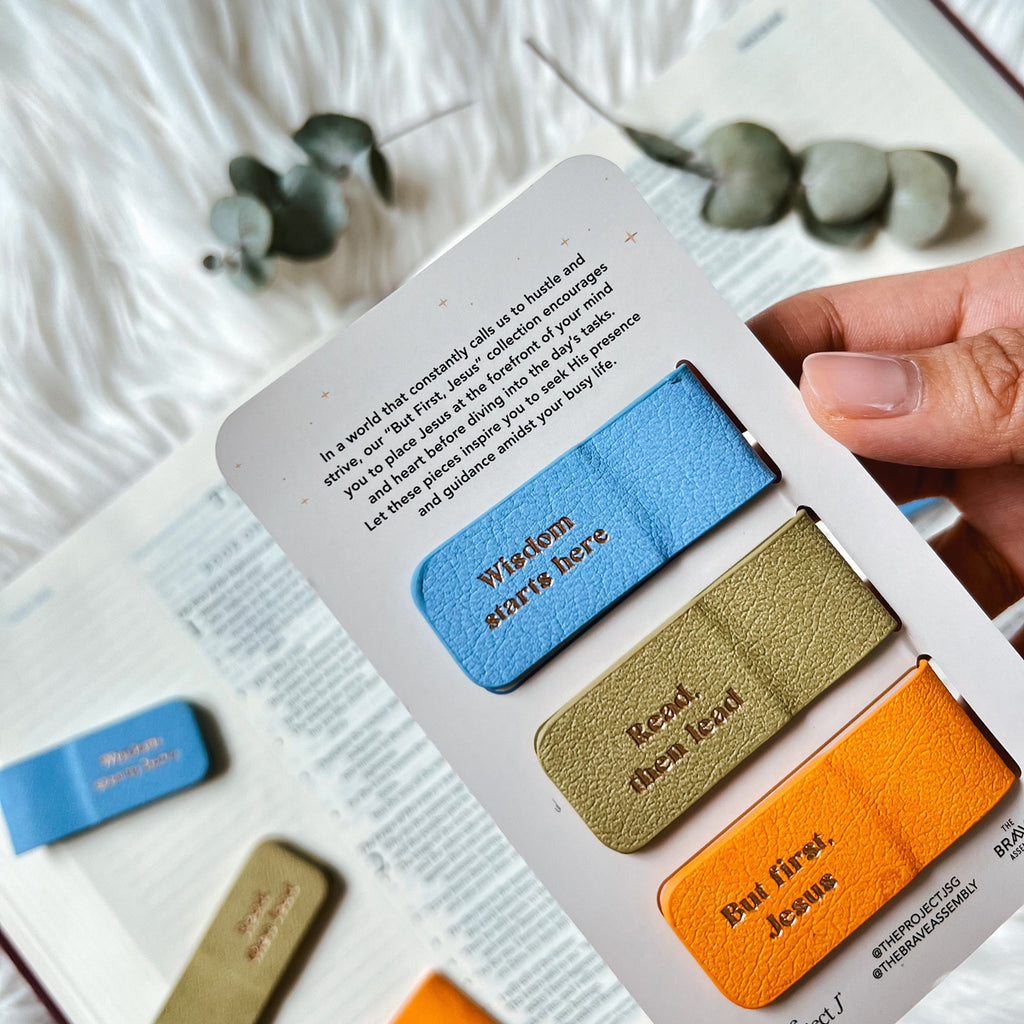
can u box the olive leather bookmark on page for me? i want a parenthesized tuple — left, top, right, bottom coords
(154, 841, 330, 1024)
(389, 973, 501, 1023)
(412, 364, 777, 692)
(535, 511, 897, 852)
(658, 660, 1015, 1008)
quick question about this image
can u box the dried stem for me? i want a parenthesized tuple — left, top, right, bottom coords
(524, 37, 619, 126)
(525, 37, 715, 181)
(378, 99, 475, 147)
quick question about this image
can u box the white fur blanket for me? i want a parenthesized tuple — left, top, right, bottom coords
(1, 1, 1023, 1021)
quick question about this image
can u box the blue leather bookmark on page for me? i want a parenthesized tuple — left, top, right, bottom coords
(0, 700, 211, 854)
(412, 364, 778, 692)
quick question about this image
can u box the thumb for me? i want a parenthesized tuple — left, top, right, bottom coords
(799, 328, 1024, 468)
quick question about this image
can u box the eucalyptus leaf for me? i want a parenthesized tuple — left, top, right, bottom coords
(210, 195, 273, 257)
(800, 141, 889, 224)
(885, 149, 955, 247)
(796, 194, 879, 248)
(346, 146, 395, 202)
(271, 164, 348, 259)
(622, 127, 701, 172)
(368, 147, 394, 203)
(227, 251, 275, 293)
(700, 122, 794, 229)
(293, 113, 373, 176)
(229, 156, 283, 209)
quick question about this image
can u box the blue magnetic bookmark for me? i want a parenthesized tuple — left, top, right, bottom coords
(412, 364, 778, 692)
(0, 700, 211, 854)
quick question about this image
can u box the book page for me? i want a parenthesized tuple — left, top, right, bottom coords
(0, 433, 646, 1024)
(0, 422, 647, 1023)
(133, 481, 642, 1024)
(0, 447, 428, 1024)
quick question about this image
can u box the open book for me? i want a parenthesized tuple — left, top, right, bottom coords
(3, 2, 1024, 1023)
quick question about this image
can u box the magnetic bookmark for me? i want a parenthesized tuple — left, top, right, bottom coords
(389, 973, 501, 1023)
(154, 840, 331, 1024)
(0, 699, 211, 854)
(535, 511, 897, 852)
(658, 660, 1014, 1007)
(413, 364, 777, 692)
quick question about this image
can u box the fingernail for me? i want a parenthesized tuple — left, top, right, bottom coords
(802, 352, 922, 417)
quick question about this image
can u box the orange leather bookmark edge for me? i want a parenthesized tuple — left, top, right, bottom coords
(389, 973, 501, 1024)
(658, 660, 1015, 1008)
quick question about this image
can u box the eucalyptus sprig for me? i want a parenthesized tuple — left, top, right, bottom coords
(205, 103, 471, 291)
(525, 38, 961, 249)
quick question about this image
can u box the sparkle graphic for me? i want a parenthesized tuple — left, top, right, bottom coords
(560, 237, 569, 246)
(438, 298, 448, 307)
(300, 498, 309, 505)
(321, 391, 330, 398)
(625, 230, 638, 243)
(234, 463, 241, 469)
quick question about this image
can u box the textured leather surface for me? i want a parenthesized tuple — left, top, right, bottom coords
(154, 841, 330, 1024)
(535, 512, 897, 852)
(412, 365, 777, 691)
(658, 661, 1015, 1008)
(0, 700, 209, 854)
(390, 973, 500, 1023)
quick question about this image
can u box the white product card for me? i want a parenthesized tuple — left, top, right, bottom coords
(218, 157, 1024, 1023)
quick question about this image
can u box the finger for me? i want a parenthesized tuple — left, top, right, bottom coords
(846, 459, 1023, 617)
(798, 329, 1024, 468)
(928, 516, 1024, 618)
(748, 266, 967, 379)
(948, 464, 1024, 602)
(747, 246, 1024, 379)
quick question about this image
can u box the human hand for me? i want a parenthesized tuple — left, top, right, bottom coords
(747, 246, 1024, 654)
